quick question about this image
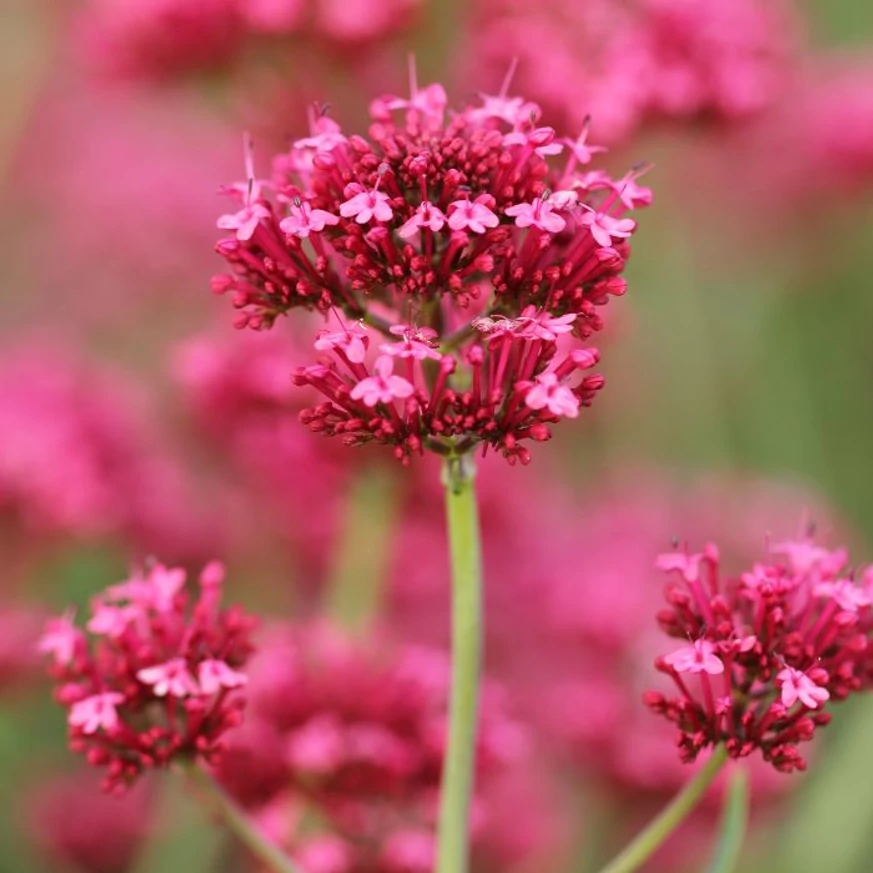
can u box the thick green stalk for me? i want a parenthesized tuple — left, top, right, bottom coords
(596, 746, 729, 873)
(184, 763, 302, 873)
(435, 454, 484, 873)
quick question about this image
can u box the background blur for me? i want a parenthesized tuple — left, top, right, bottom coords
(1, 0, 873, 871)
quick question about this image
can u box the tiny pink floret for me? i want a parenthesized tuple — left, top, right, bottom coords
(349, 356, 414, 407)
(664, 640, 724, 675)
(69, 692, 125, 735)
(198, 659, 248, 695)
(339, 189, 393, 224)
(777, 667, 830, 710)
(137, 658, 199, 698)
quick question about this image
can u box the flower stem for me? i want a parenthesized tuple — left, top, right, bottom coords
(435, 453, 484, 873)
(595, 745, 729, 873)
(183, 762, 302, 873)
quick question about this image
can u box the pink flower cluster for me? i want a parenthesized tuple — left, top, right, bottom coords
(472, 0, 797, 143)
(646, 536, 873, 772)
(78, 0, 421, 81)
(0, 348, 199, 553)
(213, 78, 649, 463)
(40, 561, 256, 792)
(216, 624, 530, 873)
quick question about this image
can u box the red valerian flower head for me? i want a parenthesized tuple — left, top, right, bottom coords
(40, 560, 256, 792)
(645, 534, 873, 773)
(212, 72, 649, 463)
(214, 622, 536, 873)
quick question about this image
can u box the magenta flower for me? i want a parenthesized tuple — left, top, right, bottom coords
(524, 373, 580, 419)
(505, 197, 567, 233)
(398, 201, 448, 238)
(578, 208, 637, 247)
(212, 77, 649, 461)
(69, 692, 126, 735)
(446, 197, 501, 234)
(216, 202, 271, 242)
(280, 201, 340, 238)
(663, 640, 724, 675)
(38, 611, 83, 666)
(349, 356, 414, 407)
(137, 658, 200, 698)
(314, 320, 370, 364)
(339, 188, 394, 224)
(646, 534, 873, 772)
(777, 667, 830, 710)
(42, 561, 256, 791)
(198, 659, 249, 695)
(214, 624, 534, 873)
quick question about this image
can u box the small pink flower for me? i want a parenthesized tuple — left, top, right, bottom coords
(38, 610, 81, 666)
(280, 201, 340, 238)
(772, 539, 847, 576)
(379, 83, 448, 125)
(503, 126, 564, 157)
(814, 579, 872, 613)
(615, 167, 654, 209)
(349, 356, 414, 407)
(148, 565, 186, 612)
(87, 603, 139, 639)
(578, 208, 636, 248)
(664, 640, 724, 675)
(656, 550, 702, 582)
(293, 117, 347, 153)
(515, 310, 576, 341)
(216, 203, 271, 241)
(561, 122, 607, 166)
(314, 322, 369, 364)
(524, 373, 579, 418)
(381, 325, 442, 361)
(471, 93, 539, 126)
(447, 198, 499, 234)
(137, 658, 199, 698)
(777, 667, 830, 709)
(198, 659, 248, 695)
(287, 716, 346, 774)
(398, 201, 447, 239)
(68, 692, 125, 735)
(339, 189, 393, 224)
(505, 198, 566, 234)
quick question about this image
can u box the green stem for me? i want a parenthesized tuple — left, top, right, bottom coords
(705, 766, 750, 873)
(325, 466, 399, 634)
(595, 746, 729, 873)
(184, 762, 302, 873)
(435, 453, 484, 873)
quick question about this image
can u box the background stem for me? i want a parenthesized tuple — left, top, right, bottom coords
(435, 454, 484, 873)
(184, 763, 302, 873)
(595, 746, 729, 873)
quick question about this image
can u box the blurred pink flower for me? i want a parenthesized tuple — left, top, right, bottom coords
(27, 770, 154, 873)
(216, 622, 565, 873)
(470, 0, 798, 144)
(0, 346, 211, 560)
(74, 0, 422, 83)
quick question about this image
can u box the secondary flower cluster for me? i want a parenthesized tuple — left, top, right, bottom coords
(645, 536, 873, 772)
(78, 0, 421, 81)
(213, 77, 649, 462)
(216, 623, 530, 873)
(472, 0, 797, 143)
(40, 561, 256, 792)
